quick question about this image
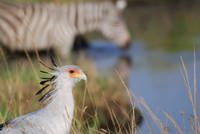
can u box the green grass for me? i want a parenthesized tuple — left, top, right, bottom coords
(0, 53, 199, 133)
(0, 54, 140, 133)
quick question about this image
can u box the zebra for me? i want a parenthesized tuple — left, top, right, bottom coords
(0, 0, 130, 59)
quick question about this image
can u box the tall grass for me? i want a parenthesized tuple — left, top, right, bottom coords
(0, 50, 200, 133)
(0, 0, 141, 132)
(180, 52, 199, 134)
(127, 52, 200, 134)
(1, 47, 200, 134)
(0, 52, 142, 133)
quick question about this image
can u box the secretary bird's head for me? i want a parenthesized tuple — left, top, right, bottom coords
(36, 56, 87, 104)
(52, 65, 87, 83)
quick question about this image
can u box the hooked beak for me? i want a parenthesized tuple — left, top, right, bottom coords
(80, 73, 87, 81)
(77, 72, 87, 81)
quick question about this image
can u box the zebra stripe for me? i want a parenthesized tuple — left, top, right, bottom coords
(0, 1, 130, 58)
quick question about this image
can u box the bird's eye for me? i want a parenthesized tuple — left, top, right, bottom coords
(69, 70, 75, 73)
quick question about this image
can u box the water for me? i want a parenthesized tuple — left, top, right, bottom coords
(81, 4, 200, 133)
(84, 40, 200, 133)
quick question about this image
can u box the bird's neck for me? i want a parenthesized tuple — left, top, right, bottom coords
(43, 79, 75, 133)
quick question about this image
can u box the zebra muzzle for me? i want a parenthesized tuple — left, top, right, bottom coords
(120, 38, 131, 50)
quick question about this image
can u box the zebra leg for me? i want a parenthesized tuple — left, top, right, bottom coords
(72, 35, 89, 52)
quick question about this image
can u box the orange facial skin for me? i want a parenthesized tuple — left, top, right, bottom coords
(66, 68, 82, 78)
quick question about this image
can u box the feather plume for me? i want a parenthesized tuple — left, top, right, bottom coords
(39, 88, 57, 104)
(50, 55, 57, 67)
(36, 84, 50, 95)
(39, 60, 55, 71)
(37, 56, 58, 104)
(40, 76, 55, 85)
(40, 70, 50, 74)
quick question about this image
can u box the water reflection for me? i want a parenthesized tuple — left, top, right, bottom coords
(113, 55, 144, 128)
(114, 55, 132, 85)
(73, 40, 143, 128)
(83, 40, 200, 133)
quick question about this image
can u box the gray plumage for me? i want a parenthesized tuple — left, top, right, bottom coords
(0, 0, 130, 58)
(0, 61, 87, 134)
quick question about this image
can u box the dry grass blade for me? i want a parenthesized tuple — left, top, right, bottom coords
(193, 50, 197, 114)
(39, 60, 55, 71)
(193, 50, 199, 134)
(24, 49, 39, 81)
(80, 82, 88, 118)
(115, 70, 132, 104)
(139, 98, 168, 134)
(0, 47, 8, 68)
(163, 112, 184, 134)
(114, 70, 136, 133)
(102, 95, 116, 130)
(111, 109, 122, 133)
(180, 56, 194, 107)
(115, 70, 154, 134)
(180, 55, 199, 134)
(0, 47, 11, 76)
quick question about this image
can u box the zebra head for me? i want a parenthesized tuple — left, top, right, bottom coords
(99, 1, 130, 49)
(116, 0, 127, 10)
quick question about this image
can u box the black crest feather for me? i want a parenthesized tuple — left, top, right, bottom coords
(40, 70, 49, 74)
(50, 55, 57, 67)
(36, 84, 50, 95)
(40, 77, 52, 80)
(39, 88, 57, 104)
(40, 76, 55, 85)
(39, 60, 55, 71)
(36, 56, 58, 104)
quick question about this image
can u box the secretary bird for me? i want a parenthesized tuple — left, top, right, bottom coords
(0, 57, 87, 134)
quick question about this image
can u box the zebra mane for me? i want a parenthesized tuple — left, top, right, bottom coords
(36, 56, 58, 104)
